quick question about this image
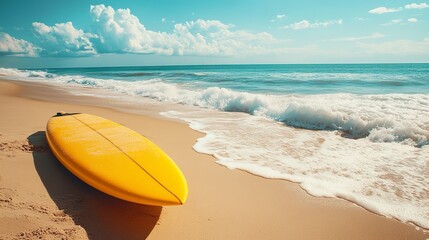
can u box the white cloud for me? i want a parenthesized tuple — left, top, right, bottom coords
(271, 14, 286, 22)
(2, 4, 358, 59)
(91, 5, 153, 54)
(381, 19, 404, 26)
(381, 18, 420, 26)
(172, 19, 276, 56)
(161, 18, 166, 23)
(89, 4, 277, 56)
(0, 32, 39, 56)
(405, 3, 429, 9)
(369, 7, 401, 14)
(287, 20, 310, 30)
(331, 33, 385, 41)
(32, 22, 97, 56)
(285, 19, 343, 30)
(369, 3, 428, 15)
(89, 4, 181, 55)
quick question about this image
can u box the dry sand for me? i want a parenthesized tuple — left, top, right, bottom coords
(0, 80, 427, 240)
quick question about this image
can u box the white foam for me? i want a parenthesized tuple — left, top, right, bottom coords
(164, 109, 429, 229)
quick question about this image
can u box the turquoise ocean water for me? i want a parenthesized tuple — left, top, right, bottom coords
(1, 64, 428, 229)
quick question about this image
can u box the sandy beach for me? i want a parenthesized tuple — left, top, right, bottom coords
(0, 79, 427, 240)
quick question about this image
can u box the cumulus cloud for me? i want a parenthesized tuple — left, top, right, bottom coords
(0, 32, 39, 56)
(32, 21, 97, 56)
(285, 19, 343, 30)
(89, 4, 276, 56)
(174, 19, 276, 56)
(408, 18, 418, 22)
(89, 4, 177, 55)
(369, 7, 401, 14)
(0, 4, 284, 58)
(405, 3, 429, 9)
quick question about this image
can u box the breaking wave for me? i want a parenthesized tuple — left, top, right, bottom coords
(1, 67, 428, 146)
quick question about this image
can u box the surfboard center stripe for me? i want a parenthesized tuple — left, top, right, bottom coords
(71, 114, 183, 204)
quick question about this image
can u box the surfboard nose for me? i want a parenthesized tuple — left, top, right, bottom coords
(160, 194, 186, 206)
(153, 178, 188, 206)
(129, 184, 188, 206)
(172, 188, 188, 205)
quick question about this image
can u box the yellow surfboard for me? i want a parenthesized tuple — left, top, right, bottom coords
(46, 113, 188, 206)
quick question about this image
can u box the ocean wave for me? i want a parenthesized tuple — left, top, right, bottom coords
(1, 67, 428, 146)
(269, 72, 411, 81)
(114, 72, 160, 77)
(0, 67, 26, 76)
(0, 68, 55, 79)
(66, 79, 99, 86)
(69, 80, 429, 147)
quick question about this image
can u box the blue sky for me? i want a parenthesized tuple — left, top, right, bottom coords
(0, 0, 428, 67)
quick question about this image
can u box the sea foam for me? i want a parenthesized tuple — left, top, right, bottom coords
(163, 110, 429, 229)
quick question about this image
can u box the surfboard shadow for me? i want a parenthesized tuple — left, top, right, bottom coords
(28, 131, 162, 240)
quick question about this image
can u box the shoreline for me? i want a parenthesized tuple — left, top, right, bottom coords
(0, 79, 427, 239)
